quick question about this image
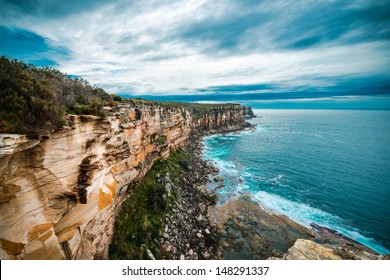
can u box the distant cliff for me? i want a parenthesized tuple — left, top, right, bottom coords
(0, 101, 249, 259)
(242, 106, 256, 119)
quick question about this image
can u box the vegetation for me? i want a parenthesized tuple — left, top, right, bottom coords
(135, 162, 143, 170)
(0, 56, 113, 133)
(155, 135, 167, 145)
(111, 94, 122, 102)
(0, 56, 239, 133)
(109, 149, 191, 260)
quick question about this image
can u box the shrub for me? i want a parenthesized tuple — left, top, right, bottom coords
(136, 162, 143, 170)
(0, 56, 113, 133)
(111, 94, 122, 102)
(109, 149, 190, 259)
(155, 135, 167, 145)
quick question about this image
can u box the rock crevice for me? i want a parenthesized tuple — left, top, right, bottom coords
(0, 102, 249, 260)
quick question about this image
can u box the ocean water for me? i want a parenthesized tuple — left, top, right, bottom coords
(203, 109, 390, 254)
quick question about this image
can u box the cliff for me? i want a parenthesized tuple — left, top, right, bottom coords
(0, 102, 248, 260)
(242, 106, 256, 119)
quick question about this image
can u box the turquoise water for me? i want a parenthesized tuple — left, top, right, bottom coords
(203, 109, 390, 254)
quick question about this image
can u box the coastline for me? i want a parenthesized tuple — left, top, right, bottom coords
(140, 118, 389, 260)
(152, 125, 257, 260)
(108, 121, 254, 260)
(199, 125, 389, 260)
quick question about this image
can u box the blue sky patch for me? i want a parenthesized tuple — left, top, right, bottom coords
(0, 26, 70, 66)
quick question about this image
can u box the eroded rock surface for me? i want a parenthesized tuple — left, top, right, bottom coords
(0, 102, 247, 259)
(209, 195, 314, 259)
(271, 239, 388, 260)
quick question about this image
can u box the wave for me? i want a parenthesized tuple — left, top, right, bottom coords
(250, 190, 389, 254)
(203, 134, 390, 255)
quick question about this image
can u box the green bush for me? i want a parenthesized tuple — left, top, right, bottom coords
(111, 94, 122, 102)
(0, 56, 114, 133)
(155, 135, 167, 145)
(135, 162, 143, 170)
(109, 149, 190, 260)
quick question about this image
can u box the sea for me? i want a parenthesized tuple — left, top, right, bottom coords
(203, 109, 390, 254)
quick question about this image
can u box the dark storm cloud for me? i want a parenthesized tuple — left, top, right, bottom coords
(174, 0, 390, 54)
(282, 1, 390, 49)
(198, 83, 276, 93)
(195, 75, 390, 96)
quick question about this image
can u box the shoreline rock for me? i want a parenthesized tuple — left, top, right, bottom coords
(152, 123, 255, 259)
(209, 195, 314, 259)
(194, 129, 388, 260)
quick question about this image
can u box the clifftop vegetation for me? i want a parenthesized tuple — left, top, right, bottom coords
(0, 56, 114, 134)
(0, 56, 242, 134)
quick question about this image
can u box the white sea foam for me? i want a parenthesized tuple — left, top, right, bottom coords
(251, 189, 390, 254)
(204, 135, 390, 255)
(268, 174, 285, 185)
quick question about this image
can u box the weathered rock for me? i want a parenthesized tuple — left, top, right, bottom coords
(0, 102, 251, 260)
(213, 176, 224, 182)
(277, 239, 342, 260)
(270, 239, 386, 260)
(210, 196, 314, 260)
(145, 247, 156, 260)
(242, 106, 256, 119)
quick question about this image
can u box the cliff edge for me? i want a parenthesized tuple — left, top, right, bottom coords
(0, 101, 249, 260)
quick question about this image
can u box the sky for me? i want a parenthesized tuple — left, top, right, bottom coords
(1, 0, 390, 108)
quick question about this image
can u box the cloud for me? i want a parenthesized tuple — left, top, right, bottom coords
(0, 0, 389, 98)
(0, 26, 70, 66)
(0, 0, 113, 19)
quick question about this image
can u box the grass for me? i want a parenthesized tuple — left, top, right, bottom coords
(109, 149, 191, 260)
(155, 135, 167, 145)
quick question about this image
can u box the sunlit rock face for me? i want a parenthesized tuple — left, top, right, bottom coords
(0, 103, 246, 260)
(269, 239, 387, 260)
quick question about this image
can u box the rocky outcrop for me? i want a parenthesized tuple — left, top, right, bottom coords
(207, 194, 387, 260)
(155, 138, 221, 260)
(194, 105, 250, 132)
(209, 195, 314, 259)
(271, 239, 342, 260)
(0, 102, 249, 260)
(242, 106, 256, 119)
(270, 239, 388, 260)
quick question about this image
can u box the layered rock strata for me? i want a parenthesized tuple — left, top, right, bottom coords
(0, 102, 247, 260)
(270, 239, 389, 260)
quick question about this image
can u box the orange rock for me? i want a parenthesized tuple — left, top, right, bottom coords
(104, 181, 116, 196)
(38, 230, 53, 243)
(0, 238, 25, 255)
(28, 223, 54, 242)
(111, 165, 119, 172)
(98, 188, 113, 211)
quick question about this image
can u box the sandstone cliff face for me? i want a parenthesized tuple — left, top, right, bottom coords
(0, 103, 247, 260)
(242, 106, 256, 119)
(194, 104, 246, 132)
